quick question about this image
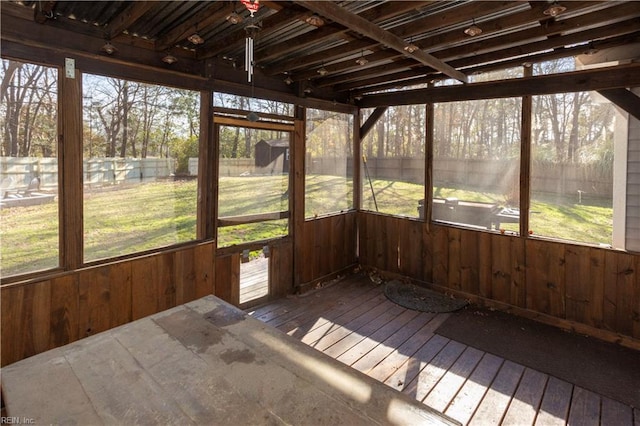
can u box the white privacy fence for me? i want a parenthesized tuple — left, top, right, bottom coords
(1, 157, 175, 191)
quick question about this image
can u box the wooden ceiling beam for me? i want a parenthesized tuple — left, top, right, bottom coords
(295, 0, 467, 83)
(358, 63, 640, 107)
(105, 1, 155, 39)
(287, 0, 596, 87)
(360, 1, 437, 23)
(292, 49, 400, 82)
(319, 58, 419, 89)
(360, 107, 388, 139)
(340, 28, 640, 96)
(393, 1, 525, 39)
(598, 89, 640, 121)
(268, 1, 526, 76)
(197, 6, 310, 60)
(257, 24, 347, 64)
(155, 2, 234, 52)
(34, 1, 56, 24)
(417, 1, 601, 59)
(449, 18, 640, 69)
(263, 1, 434, 76)
(343, 33, 640, 96)
(436, 2, 640, 62)
(336, 69, 426, 95)
(267, 39, 373, 76)
(326, 7, 639, 93)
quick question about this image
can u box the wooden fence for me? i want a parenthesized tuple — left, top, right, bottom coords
(0, 157, 175, 191)
(190, 157, 612, 198)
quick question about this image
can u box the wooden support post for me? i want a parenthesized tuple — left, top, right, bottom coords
(425, 87, 434, 231)
(353, 108, 362, 211)
(520, 65, 532, 238)
(59, 64, 83, 270)
(197, 90, 216, 240)
(292, 107, 306, 288)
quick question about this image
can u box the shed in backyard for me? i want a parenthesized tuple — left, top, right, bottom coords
(255, 139, 290, 173)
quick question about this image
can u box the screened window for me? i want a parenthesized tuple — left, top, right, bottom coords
(0, 59, 59, 277)
(530, 90, 616, 245)
(214, 92, 294, 117)
(432, 98, 521, 232)
(82, 74, 199, 262)
(217, 124, 290, 247)
(305, 108, 353, 218)
(360, 105, 426, 218)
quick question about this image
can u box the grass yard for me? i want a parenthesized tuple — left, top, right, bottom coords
(1, 175, 613, 277)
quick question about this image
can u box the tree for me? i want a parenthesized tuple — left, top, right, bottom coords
(1, 60, 57, 157)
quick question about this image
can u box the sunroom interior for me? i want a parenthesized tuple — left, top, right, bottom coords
(1, 0, 640, 424)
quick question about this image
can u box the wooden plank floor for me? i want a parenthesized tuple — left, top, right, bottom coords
(248, 274, 640, 426)
(240, 257, 268, 303)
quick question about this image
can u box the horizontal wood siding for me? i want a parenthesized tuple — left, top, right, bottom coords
(358, 212, 640, 346)
(1, 242, 215, 367)
(627, 95, 640, 251)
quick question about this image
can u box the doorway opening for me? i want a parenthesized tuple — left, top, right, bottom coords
(240, 249, 269, 304)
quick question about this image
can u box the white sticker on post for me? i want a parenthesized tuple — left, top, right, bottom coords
(65, 58, 75, 78)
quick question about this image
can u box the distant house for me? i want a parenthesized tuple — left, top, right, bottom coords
(255, 139, 290, 173)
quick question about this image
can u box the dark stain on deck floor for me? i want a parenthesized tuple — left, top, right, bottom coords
(436, 306, 640, 408)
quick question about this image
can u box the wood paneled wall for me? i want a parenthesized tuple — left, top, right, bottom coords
(214, 239, 294, 306)
(1, 243, 215, 366)
(295, 212, 358, 291)
(358, 212, 640, 348)
(1, 238, 305, 366)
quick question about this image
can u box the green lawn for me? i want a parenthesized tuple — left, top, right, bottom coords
(1, 176, 613, 277)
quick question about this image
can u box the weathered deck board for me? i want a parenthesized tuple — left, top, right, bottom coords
(534, 376, 574, 426)
(250, 275, 639, 425)
(502, 368, 548, 425)
(444, 353, 504, 425)
(239, 257, 268, 303)
(600, 397, 633, 426)
(350, 311, 435, 374)
(3, 295, 457, 425)
(567, 387, 601, 426)
(423, 346, 484, 411)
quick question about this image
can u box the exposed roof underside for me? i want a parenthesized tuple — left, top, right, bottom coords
(3, 0, 640, 104)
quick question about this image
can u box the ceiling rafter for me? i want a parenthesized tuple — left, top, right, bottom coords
(256, 23, 348, 64)
(155, 2, 234, 52)
(359, 62, 640, 108)
(105, 1, 155, 40)
(269, 2, 544, 85)
(261, 1, 435, 75)
(438, 2, 640, 62)
(598, 89, 640, 121)
(344, 32, 640, 96)
(3, 0, 640, 103)
(392, 0, 524, 40)
(197, 5, 310, 60)
(449, 18, 640, 69)
(294, 0, 467, 83)
(266, 38, 373, 76)
(325, 7, 640, 94)
(312, 1, 609, 90)
(337, 22, 640, 96)
(268, 0, 527, 79)
(34, 1, 56, 24)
